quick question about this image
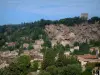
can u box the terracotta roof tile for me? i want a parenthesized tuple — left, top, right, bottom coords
(78, 54, 97, 59)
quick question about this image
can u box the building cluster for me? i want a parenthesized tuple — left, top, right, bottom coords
(22, 50, 43, 61)
(0, 39, 44, 69)
(0, 50, 18, 69)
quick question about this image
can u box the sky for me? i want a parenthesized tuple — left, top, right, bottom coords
(0, 0, 100, 25)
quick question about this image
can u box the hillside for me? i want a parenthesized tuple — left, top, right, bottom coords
(0, 16, 100, 49)
(0, 17, 100, 75)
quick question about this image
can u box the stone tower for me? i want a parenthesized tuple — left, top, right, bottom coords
(80, 13, 88, 20)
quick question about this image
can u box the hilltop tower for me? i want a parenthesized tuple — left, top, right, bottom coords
(80, 13, 88, 20)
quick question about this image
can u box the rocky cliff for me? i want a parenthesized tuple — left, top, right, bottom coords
(45, 23, 100, 46)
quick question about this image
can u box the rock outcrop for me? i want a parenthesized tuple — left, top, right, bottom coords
(45, 24, 100, 46)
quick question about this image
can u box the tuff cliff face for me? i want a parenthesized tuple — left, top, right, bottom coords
(45, 24, 100, 46)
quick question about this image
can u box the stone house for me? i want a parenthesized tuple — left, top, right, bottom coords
(77, 54, 100, 67)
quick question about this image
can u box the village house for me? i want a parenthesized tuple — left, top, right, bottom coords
(77, 54, 99, 66)
(35, 39, 44, 45)
(0, 51, 18, 58)
(33, 39, 44, 51)
(7, 42, 16, 47)
(77, 54, 100, 71)
(22, 50, 43, 61)
(23, 43, 29, 50)
(0, 50, 18, 69)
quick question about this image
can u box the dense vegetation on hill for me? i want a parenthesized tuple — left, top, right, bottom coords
(0, 16, 100, 49)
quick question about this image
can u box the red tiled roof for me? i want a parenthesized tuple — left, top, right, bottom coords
(8, 42, 16, 46)
(78, 54, 97, 59)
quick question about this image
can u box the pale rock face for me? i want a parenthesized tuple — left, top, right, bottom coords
(61, 40, 70, 46)
(45, 24, 100, 45)
(55, 33, 64, 40)
(69, 32, 75, 38)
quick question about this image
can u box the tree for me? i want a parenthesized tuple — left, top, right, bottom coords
(42, 48, 55, 69)
(65, 64, 82, 75)
(65, 44, 70, 51)
(46, 65, 57, 75)
(55, 50, 65, 67)
(56, 52, 79, 67)
(74, 42, 79, 46)
(39, 70, 51, 75)
(31, 61, 39, 71)
(91, 17, 100, 24)
(43, 40, 51, 48)
(8, 46, 14, 51)
(73, 43, 90, 55)
(28, 44, 33, 50)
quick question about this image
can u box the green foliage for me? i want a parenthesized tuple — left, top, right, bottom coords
(53, 43, 65, 52)
(28, 44, 33, 50)
(73, 43, 90, 55)
(31, 61, 39, 71)
(65, 64, 82, 75)
(0, 34, 6, 47)
(58, 17, 86, 26)
(88, 16, 100, 24)
(83, 62, 100, 75)
(56, 52, 79, 67)
(46, 65, 57, 75)
(74, 42, 79, 46)
(82, 69, 92, 75)
(42, 48, 56, 69)
(91, 50, 96, 55)
(42, 40, 51, 48)
(90, 40, 100, 47)
(8, 46, 14, 51)
(40, 64, 82, 75)
(39, 70, 51, 75)
(65, 44, 70, 51)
